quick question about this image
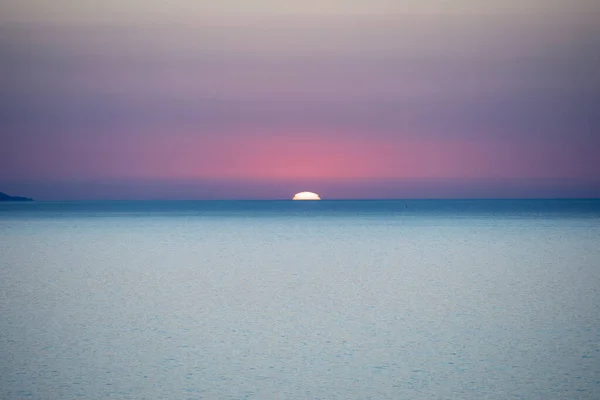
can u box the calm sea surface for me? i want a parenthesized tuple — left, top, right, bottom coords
(1, 200, 599, 399)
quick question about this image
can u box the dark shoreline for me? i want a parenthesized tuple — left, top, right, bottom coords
(0, 192, 33, 202)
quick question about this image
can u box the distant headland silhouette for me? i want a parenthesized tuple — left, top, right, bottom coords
(0, 192, 33, 202)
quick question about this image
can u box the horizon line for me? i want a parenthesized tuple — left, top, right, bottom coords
(9, 197, 600, 203)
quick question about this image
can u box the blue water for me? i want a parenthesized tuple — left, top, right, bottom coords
(1, 200, 599, 399)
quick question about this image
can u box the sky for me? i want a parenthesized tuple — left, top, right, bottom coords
(1, 0, 599, 200)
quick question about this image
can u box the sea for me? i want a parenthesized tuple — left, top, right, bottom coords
(1, 199, 599, 400)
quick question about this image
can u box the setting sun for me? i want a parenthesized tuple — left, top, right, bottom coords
(292, 191, 321, 200)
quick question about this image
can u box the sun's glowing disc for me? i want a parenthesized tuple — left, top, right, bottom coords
(293, 191, 321, 200)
